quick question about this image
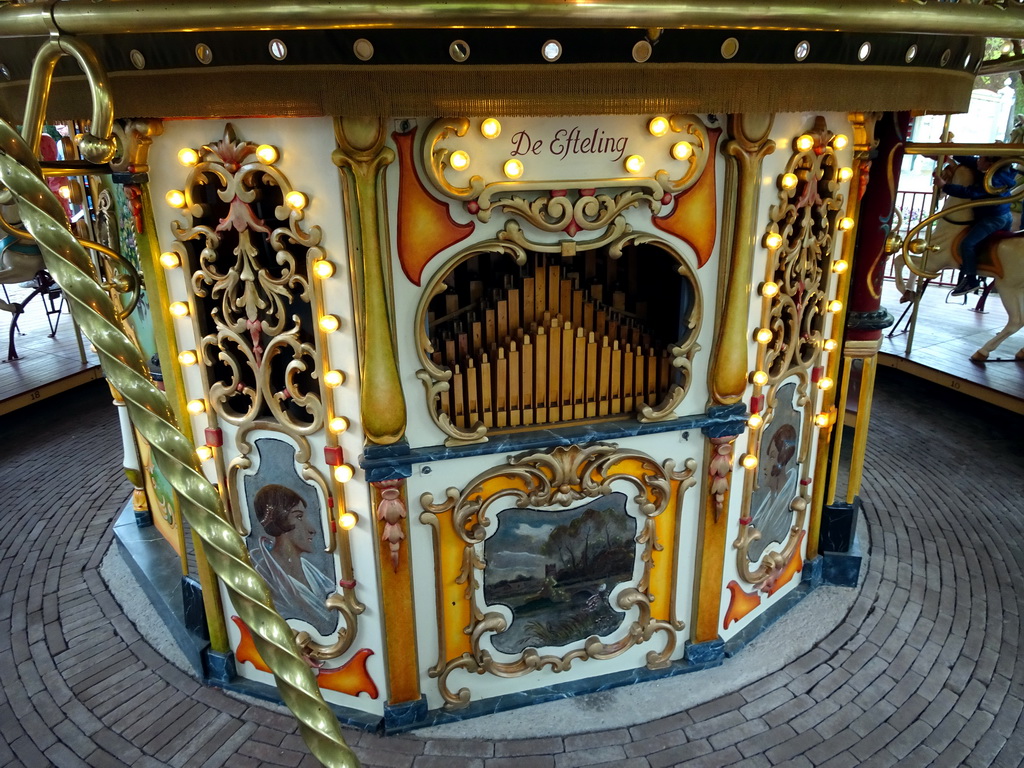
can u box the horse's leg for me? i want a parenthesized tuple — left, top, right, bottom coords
(0, 267, 23, 312)
(972, 282, 1024, 361)
(0, 262, 31, 313)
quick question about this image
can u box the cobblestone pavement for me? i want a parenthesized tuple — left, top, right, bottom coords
(1, 369, 1022, 768)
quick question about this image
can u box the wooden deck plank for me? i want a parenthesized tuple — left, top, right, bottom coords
(879, 280, 1024, 413)
(0, 284, 102, 415)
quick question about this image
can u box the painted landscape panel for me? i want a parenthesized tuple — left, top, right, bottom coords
(483, 493, 637, 654)
(748, 380, 801, 561)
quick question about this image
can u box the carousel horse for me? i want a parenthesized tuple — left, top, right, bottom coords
(0, 209, 46, 314)
(0, 134, 71, 313)
(901, 160, 1024, 363)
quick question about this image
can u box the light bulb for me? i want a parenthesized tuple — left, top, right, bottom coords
(503, 158, 524, 179)
(741, 454, 758, 470)
(481, 118, 501, 139)
(838, 167, 853, 182)
(781, 173, 798, 190)
(196, 445, 213, 461)
(255, 144, 278, 164)
(159, 252, 181, 269)
(748, 413, 763, 430)
(334, 464, 354, 483)
(648, 116, 670, 137)
(319, 315, 340, 333)
(751, 370, 769, 386)
(177, 148, 199, 166)
(339, 512, 357, 530)
(178, 350, 198, 366)
(313, 259, 335, 279)
(329, 416, 350, 433)
(761, 282, 780, 298)
(285, 190, 307, 211)
(58, 185, 72, 200)
(186, 399, 206, 415)
(165, 190, 186, 208)
(823, 338, 838, 351)
(814, 412, 831, 428)
(449, 150, 470, 171)
(795, 134, 815, 152)
(828, 300, 843, 313)
(765, 233, 783, 249)
(832, 260, 849, 274)
(832, 134, 849, 151)
(838, 217, 855, 231)
(169, 302, 189, 317)
(624, 155, 645, 174)
(324, 370, 345, 388)
(817, 377, 834, 391)
(755, 328, 773, 344)
(671, 142, 693, 161)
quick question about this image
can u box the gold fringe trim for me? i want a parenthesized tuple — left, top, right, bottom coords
(1, 62, 974, 120)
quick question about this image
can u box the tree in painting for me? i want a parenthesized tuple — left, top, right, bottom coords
(483, 493, 637, 654)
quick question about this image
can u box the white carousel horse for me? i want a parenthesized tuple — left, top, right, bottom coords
(0, 203, 46, 313)
(902, 162, 1024, 363)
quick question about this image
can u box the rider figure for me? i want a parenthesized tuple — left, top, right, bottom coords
(935, 155, 1017, 297)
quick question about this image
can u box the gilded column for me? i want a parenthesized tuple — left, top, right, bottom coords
(116, 119, 232, 656)
(812, 112, 888, 560)
(332, 118, 407, 445)
(370, 477, 423, 724)
(710, 114, 775, 404)
(690, 115, 774, 648)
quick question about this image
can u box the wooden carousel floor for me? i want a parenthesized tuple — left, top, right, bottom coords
(0, 281, 102, 416)
(879, 278, 1024, 414)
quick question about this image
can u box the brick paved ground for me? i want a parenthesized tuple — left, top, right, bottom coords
(1, 368, 1022, 767)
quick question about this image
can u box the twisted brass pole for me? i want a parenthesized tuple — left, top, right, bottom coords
(0, 118, 359, 768)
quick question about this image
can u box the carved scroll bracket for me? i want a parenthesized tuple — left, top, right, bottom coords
(420, 443, 697, 709)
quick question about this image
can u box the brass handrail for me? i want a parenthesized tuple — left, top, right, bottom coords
(0, 0, 1020, 38)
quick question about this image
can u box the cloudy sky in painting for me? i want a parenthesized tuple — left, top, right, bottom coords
(484, 493, 628, 583)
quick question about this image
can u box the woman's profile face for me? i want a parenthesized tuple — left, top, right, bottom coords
(281, 501, 316, 554)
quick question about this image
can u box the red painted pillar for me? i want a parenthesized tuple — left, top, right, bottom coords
(846, 111, 913, 341)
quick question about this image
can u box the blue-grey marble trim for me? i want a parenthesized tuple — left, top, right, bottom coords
(822, 533, 863, 588)
(684, 637, 726, 665)
(202, 649, 236, 685)
(361, 406, 749, 479)
(383, 697, 429, 731)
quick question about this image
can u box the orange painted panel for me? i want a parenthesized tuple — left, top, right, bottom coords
(653, 128, 722, 267)
(231, 616, 379, 698)
(318, 648, 379, 699)
(723, 581, 761, 629)
(763, 531, 806, 597)
(393, 129, 474, 286)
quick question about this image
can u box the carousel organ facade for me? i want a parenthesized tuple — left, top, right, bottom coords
(0, 1, 1016, 764)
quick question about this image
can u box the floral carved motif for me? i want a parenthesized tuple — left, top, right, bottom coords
(171, 125, 325, 433)
(736, 116, 846, 587)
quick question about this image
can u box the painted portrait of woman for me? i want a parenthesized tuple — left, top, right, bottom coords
(748, 382, 802, 561)
(247, 483, 336, 630)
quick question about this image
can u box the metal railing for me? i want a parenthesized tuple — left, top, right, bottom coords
(886, 189, 960, 286)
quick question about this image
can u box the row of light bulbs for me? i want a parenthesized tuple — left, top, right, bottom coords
(163, 149, 358, 531)
(740, 140, 853, 472)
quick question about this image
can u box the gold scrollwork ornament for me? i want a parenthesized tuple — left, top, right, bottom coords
(421, 443, 697, 708)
